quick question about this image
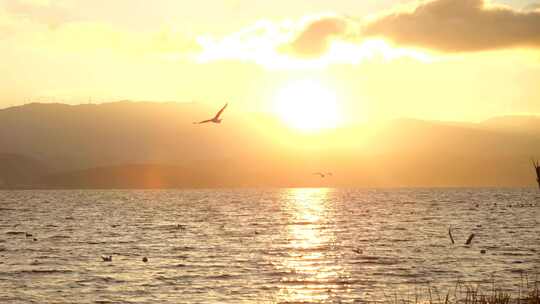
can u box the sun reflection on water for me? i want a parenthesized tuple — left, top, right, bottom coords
(275, 188, 350, 303)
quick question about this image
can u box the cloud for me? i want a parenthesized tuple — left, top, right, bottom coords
(196, 15, 349, 60)
(197, 0, 540, 67)
(362, 0, 540, 52)
(280, 17, 349, 58)
(260, 0, 540, 57)
(0, 1, 199, 59)
(195, 14, 433, 69)
(30, 22, 200, 60)
(524, 2, 540, 11)
(1, 0, 71, 28)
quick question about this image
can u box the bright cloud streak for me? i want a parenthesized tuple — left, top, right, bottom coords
(195, 16, 434, 70)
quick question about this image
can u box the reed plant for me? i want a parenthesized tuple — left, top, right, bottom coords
(383, 275, 539, 304)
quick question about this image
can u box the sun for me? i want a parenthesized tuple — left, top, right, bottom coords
(274, 80, 342, 132)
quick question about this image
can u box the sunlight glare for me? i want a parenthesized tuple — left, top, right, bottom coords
(274, 80, 342, 132)
(276, 188, 344, 302)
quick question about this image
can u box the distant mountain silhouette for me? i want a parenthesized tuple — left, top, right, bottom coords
(38, 164, 210, 189)
(0, 153, 49, 187)
(0, 101, 271, 172)
(0, 102, 539, 188)
(481, 115, 540, 134)
(363, 118, 540, 187)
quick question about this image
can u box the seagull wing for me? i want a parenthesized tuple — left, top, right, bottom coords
(214, 103, 228, 120)
(194, 119, 213, 124)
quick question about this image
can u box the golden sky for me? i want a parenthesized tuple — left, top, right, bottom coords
(1, 0, 540, 124)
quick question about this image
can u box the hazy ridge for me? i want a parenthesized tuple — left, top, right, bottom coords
(1, 101, 539, 188)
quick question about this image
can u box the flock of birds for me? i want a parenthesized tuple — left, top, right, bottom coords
(10, 102, 537, 266)
(3, 103, 536, 273)
(12, 198, 536, 265)
(4, 103, 337, 266)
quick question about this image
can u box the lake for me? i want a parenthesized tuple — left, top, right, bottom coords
(0, 188, 539, 303)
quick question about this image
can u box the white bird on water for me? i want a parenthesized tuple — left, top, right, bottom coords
(194, 103, 228, 124)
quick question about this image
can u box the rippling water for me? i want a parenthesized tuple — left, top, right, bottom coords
(0, 188, 539, 303)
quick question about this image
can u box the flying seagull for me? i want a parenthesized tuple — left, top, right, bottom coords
(194, 103, 228, 124)
(313, 172, 333, 178)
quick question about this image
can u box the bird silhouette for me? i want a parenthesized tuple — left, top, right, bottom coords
(465, 233, 475, 245)
(352, 248, 363, 254)
(313, 172, 333, 178)
(194, 103, 228, 124)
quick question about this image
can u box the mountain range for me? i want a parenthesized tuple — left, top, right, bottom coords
(0, 101, 539, 188)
